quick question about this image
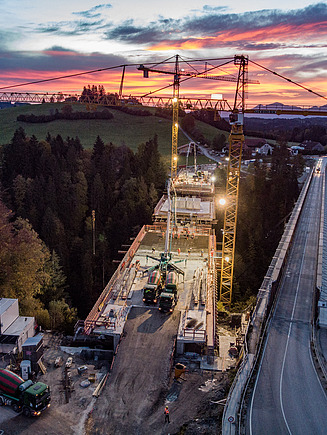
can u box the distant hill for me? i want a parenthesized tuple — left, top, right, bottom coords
(0, 103, 223, 157)
(244, 115, 327, 131)
(252, 102, 327, 113)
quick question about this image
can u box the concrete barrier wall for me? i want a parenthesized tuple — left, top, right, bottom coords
(83, 225, 148, 333)
(222, 169, 314, 435)
(312, 168, 327, 384)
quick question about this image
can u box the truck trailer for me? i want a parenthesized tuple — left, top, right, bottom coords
(143, 270, 162, 304)
(0, 368, 51, 417)
(159, 271, 178, 312)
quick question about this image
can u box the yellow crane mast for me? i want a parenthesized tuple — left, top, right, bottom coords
(219, 55, 248, 307)
(138, 55, 181, 179)
(171, 56, 180, 179)
(137, 55, 257, 180)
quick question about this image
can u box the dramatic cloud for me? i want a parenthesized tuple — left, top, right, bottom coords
(104, 18, 175, 44)
(38, 19, 106, 36)
(0, 47, 128, 73)
(20, 2, 327, 55)
(36, 4, 113, 37)
(0, 2, 326, 106)
(184, 3, 327, 34)
(73, 4, 112, 19)
(201, 6, 229, 13)
(101, 3, 327, 51)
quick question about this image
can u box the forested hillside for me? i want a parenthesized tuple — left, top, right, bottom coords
(0, 121, 306, 326)
(244, 116, 327, 145)
(0, 199, 76, 331)
(230, 144, 305, 305)
(0, 128, 166, 325)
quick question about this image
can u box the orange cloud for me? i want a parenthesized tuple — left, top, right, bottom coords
(0, 58, 326, 109)
(43, 50, 81, 57)
(148, 21, 327, 51)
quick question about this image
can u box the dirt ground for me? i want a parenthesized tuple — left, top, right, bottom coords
(86, 370, 228, 435)
(0, 325, 229, 435)
(84, 307, 229, 435)
(0, 332, 107, 435)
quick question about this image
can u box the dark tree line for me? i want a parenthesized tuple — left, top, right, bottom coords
(17, 107, 114, 123)
(1, 128, 166, 319)
(80, 85, 106, 101)
(232, 144, 304, 304)
(244, 117, 327, 146)
(17, 104, 153, 125)
(113, 106, 152, 117)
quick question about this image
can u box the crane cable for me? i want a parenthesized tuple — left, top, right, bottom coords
(0, 56, 234, 92)
(249, 59, 327, 102)
(141, 59, 235, 98)
(0, 64, 128, 91)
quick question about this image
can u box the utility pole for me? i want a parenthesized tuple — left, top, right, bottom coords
(92, 210, 96, 255)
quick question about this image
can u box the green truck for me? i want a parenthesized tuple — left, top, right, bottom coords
(159, 271, 178, 313)
(0, 368, 51, 417)
(143, 270, 161, 304)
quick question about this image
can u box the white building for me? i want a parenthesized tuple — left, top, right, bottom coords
(0, 298, 35, 354)
(256, 143, 274, 156)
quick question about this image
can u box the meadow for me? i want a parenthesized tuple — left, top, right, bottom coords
(0, 103, 221, 160)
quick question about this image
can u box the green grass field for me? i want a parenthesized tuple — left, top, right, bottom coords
(0, 103, 223, 159)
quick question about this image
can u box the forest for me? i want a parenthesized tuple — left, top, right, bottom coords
(0, 127, 166, 332)
(0, 121, 305, 331)
(244, 116, 327, 146)
(232, 146, 304, 305)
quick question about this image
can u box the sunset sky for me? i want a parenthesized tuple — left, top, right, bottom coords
(0, 1, 326, 107)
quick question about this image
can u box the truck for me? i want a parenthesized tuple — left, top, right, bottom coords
(0, 368, 51, 417)
(159, 271, 178, 313)
(143, 270, 162, 304)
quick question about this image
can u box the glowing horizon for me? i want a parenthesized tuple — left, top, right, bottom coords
(0, 1, 326, 108)
(0, 63, 325, 109)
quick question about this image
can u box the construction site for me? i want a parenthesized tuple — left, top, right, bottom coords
(3, 53, 320, 433)
(0, 161, 245, 435)
(0, 55, 254, 435)
(0, 168, 243, 435)
(76, 161, 244, 434)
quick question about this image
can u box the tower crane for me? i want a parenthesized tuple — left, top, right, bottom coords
(138, 55, 183, 179)
(138, 54, 256, 309)
(138, 55, 259, 179)
(5, 53, 325, 314)
(218, 55, 327, 309)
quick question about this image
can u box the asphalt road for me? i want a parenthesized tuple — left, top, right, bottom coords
(247, 168, 327, 435)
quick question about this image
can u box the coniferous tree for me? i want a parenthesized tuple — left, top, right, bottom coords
(38, 250, 68, 307)
(0, 127, 167, 319)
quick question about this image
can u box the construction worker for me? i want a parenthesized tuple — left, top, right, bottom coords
(164, 406, 170, 423)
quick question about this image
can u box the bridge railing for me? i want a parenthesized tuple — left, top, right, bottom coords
(82, 225, 148, 334)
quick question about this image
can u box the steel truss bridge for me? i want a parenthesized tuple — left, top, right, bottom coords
(2, 91, 327, 117)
